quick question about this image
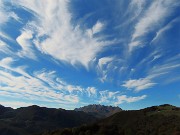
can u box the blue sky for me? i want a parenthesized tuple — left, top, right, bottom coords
(0, 0, 180, 110)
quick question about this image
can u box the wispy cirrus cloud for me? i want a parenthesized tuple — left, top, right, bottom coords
(97, 56, 122, 83)
(0, 1, 20, 25)
(126, 0, 145, 22)
(11, 0, 114, 69)
(148, 53, 180, 76)
(0, 0, 179, 109)
(0, 31, 14, 42)
(129, 0, 179, 52)
(0, 57, 126, 108)
(115, 95, 147, 105)
(86, 87, 97, 97)
(151, 17, 180, 43)
(87, 21, 104, 38)
(122, 78, 156, 92)
(0, 57, 31, 78)
(0, 57, 13, 66)
(98, 57, 114, 70)
(122, 53, 180, 92)
(99, 90, 120, 104)
(0, 57, 80, 106)
(0, 73, 80, 108)
(34, 70, 84, 94)
(16, 30, 37, 60)
(99, 90, 147, 105)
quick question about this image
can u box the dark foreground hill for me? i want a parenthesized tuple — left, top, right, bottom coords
(74, 104, 122, 118)
(0, 105, 97, 135)
(40, 104, 180, 135)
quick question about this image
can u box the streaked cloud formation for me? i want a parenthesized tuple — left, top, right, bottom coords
(12, 0, 113, 69)
(122, 78, 156, 92)
(129, 0, 179, 51)
(0, 0, 179, 109)
(115, 95, 147, 105)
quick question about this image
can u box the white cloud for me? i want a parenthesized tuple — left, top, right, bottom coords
(0, 57, 31, 78)
(0, 56, 150, 107)
(99, 90, 120, 103)
(99, 90, 146, 106)
(0, 1, 9, 24)
(12, 0, 114, 69)
(0, 32, 13, 41)
(133, 54, 180, 86)
(86, 87, 97, 97)
(98, 57, 114, 69)
(128, 0, 145, 20)
(0, 70, 80, 105)
(116, 0, 146, 29)
(0, 58, 80, 105)
(150, 63, 180, 75)
(164, 76, 180, 84)
(151, 17, 180, 43)
(16, 30, 37, 60)
(128, 40, 141, 52)
(0, 58, 112, 106)
(122, 78, 156, 92)
(0, 57, 13, 66)
(86, 21, 104, 38)
(97, 57, 121, 83)
(133, 0, 177, 40)
(115, 95, 147, 105)
(145, 62, 180, 85)
(92, 21, 104, 34)
(129, 0, 179, 51)
(34, 70, 84, 94)
(0, 1, 20, 25)
(151, 54, 162, 62)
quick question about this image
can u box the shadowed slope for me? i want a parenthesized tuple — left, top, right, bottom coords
(0, 105, 97, 135)
(42, 104, 180, 135)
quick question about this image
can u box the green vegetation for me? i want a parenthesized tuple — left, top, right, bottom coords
(0, 104, 180, 135)
(0, 105, 97, 135)
(41, 104, 180, 135)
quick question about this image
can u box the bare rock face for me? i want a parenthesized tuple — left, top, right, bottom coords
(74, 104, 122, 118)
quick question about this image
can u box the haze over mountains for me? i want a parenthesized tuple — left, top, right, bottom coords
(0, 104, 180, 135)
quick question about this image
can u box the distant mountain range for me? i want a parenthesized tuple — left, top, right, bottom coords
(40, 104, 180, 135)
(0, 104, 180, 135)
(0, 105, 97, 135)
(74, 104, 122, 118)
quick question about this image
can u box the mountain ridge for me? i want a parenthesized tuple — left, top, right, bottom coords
(0, 104, 180, 135)
(74, 104, 122, 118)
(0, 104, 98, 135)
(41, 104, 180, 135)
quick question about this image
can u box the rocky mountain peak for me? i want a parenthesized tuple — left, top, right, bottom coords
(74, 104, 122, 118)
